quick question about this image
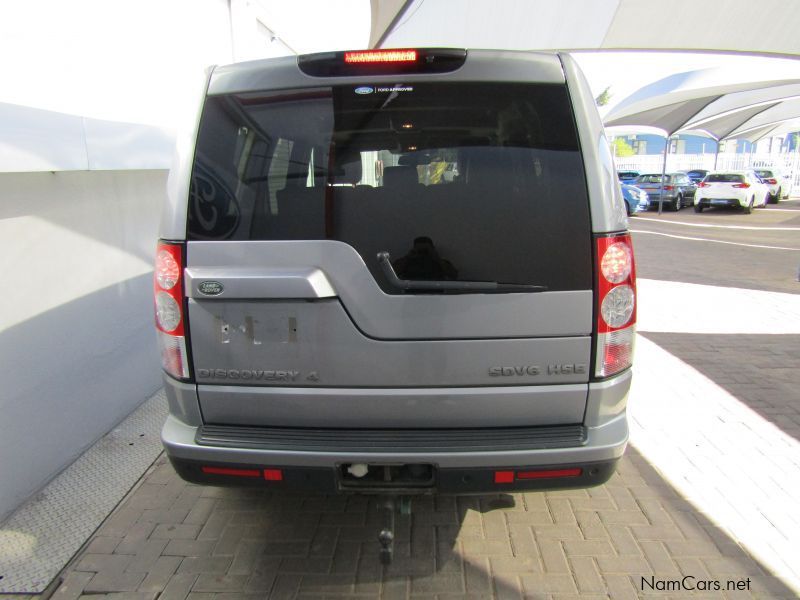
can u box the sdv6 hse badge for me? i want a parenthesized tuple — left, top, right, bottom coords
(198, 280, 224, 296)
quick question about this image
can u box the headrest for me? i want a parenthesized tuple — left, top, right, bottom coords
(383, 165, 418, 188)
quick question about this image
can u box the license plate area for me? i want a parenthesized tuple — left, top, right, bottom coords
(338, 463, 436, 491)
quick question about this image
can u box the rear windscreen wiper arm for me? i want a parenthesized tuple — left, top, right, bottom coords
(377, 252, 547, 293)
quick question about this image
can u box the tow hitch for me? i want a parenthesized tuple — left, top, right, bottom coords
(378, 495, 412, 565)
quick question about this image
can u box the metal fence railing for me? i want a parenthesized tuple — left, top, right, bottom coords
(613, 150, 800, 195)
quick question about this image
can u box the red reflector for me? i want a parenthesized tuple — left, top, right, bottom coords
(494, 471, 514, 484)
(516, 468, 582, 480)
(201, 466, 260, 478)
(344, 49, 417, 64)
(263, 469, 283, 481)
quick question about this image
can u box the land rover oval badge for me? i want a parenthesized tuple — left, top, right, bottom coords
(198, 280, 224, 296)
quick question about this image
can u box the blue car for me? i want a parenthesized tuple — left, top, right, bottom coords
(621, 183, 647, 215)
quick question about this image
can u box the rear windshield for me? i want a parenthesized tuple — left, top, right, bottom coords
(707, 173, 744, 183)
(635, 174, 669, 184)
(188, 83, 591, 293)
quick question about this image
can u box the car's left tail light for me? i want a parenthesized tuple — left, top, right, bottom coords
(154, 241, 190, 379)
(595, 234, 636, 378)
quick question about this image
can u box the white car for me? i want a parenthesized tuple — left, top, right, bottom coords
(753, 168, 787, 203)
(693, 170, 769, 214)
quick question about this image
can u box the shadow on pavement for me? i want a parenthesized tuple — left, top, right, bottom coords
(641, 332, 800, 443)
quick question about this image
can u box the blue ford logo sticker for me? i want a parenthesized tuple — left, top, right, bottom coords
(355, 86, 374, 95)
(198, 281, 224, 296)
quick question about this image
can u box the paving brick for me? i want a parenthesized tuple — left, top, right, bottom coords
(530, 524, 583, 541)
(84, 536, 122, 554)
(150, 523, 201, 540)
(84, 571, 146, 593)
(176, 556, 232, 575)
(489, 556, 541, 574)
(602, 574, 639, 600)
(638, 541, 680, 575)
(562, 540, 615, 557)
(461, 540, 513, 557)
(158, 573, 198, 600)
(191, 574, 248, 593)
(464, 557, 493, 594)
(162, 539, 217, 557)
(125, 540, 169, 574)
(75, 553, 134, 573)
(536, 540, 569, 574)
(595, 555, 651, 574)
(505, 510, 553, 526)
(114, 523, 157, 554)
(570, 557, 606, 593)
(520, 573, 577, 594)
(545, 498, 577, 525)
(137, 556, 181, 593)
(51, 572, 94, 600)
(411, 573, 465, 594)
(604, 525, 643, 557)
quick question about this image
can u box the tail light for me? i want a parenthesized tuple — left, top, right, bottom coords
(698, 182, 709, 188)
(663, 185, 674, 191)
(765, 178, 777, 184)
(595, 235, 636, 378)
(154, 241, 190, 379)
(733, 183, 750, 188)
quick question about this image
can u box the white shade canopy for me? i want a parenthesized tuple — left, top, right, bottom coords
(370, 0, 800, 57)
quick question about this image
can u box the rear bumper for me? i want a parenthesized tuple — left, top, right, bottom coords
(161, 412, 628, 493)
(695, 197, 745, 208)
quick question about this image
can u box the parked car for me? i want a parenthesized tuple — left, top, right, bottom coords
(633, 172, 696, 211)
(693, 170, 769, 214)
(620, 183, 647, 215)
(754, 168, 784, 203)
(155, 48, 635, 496)
(684, 169, 709, 184)
(617, 170, 639, 183)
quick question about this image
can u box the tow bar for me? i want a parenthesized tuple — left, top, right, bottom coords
(378, 495, 412, 565)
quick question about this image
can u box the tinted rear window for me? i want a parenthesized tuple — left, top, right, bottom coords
(635, 174, 669, 184)
(707, 173, 744, 183)
(188, 83, 591, 292)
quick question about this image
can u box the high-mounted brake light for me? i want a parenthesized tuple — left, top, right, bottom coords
(154, 241, 190, 379)
(298, 48, 466, 77)
(344, 49, 417, 64)
(595, 234, 636, 378)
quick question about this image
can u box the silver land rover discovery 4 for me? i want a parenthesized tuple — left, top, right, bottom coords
(155, 48, 635, 495)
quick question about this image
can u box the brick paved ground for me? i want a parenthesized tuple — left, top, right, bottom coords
(32, 444, 794, 600)
(639, 333, 800, 441)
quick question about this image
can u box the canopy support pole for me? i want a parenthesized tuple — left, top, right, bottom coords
(658, 136, 670, 215)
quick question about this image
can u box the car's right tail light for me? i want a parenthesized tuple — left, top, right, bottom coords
(595, 234, 636, 378)
(154, 241, 190, 379)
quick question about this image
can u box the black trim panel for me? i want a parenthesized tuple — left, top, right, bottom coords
(196, 424, 587, 453)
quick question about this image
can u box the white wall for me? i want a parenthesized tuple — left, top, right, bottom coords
(0, 0, 370, 522)
(0, 170, 166, 521)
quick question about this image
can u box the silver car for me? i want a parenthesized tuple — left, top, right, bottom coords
(155, 49, 635, 494)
